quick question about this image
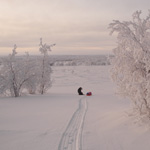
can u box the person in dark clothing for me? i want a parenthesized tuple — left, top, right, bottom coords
(78, 87, 84, 95)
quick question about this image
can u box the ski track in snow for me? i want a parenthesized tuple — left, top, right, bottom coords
(58, 96, 88, 150)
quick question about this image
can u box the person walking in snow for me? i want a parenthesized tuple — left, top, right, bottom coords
(78, 87, 84, 95)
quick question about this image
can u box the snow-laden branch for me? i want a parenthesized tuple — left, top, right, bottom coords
(39, 38, 56, 55)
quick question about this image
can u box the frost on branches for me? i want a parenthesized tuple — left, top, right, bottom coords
(38, 38, 55, 94)
(109, 10, 150, 118)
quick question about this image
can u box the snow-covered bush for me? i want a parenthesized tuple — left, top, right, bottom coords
(109, 10, 150, 118)
(38, 38, 55, 94)
(0, 46, 37, 97)
(22, 53, 39, 94)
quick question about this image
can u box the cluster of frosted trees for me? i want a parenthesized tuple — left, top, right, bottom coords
(109, 11, 150, 118)
(0, 38, 55, 97)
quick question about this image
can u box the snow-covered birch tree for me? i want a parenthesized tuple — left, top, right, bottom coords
(38, 38, 55, 94)
(109, 10, 150, 118)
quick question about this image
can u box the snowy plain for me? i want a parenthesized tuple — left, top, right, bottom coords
(1, 64, 150, 150)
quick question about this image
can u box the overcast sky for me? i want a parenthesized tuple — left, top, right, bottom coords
(0, 0, 150, 55)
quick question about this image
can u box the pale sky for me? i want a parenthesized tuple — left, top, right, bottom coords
(0, 0, 150, 55)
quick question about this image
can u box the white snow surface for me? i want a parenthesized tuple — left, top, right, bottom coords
(1, 66, 150, 150)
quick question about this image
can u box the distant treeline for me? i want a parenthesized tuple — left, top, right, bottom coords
(0, 55, 112, 66)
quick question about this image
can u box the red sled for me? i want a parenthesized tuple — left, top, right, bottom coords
(86, 92, 92, 96)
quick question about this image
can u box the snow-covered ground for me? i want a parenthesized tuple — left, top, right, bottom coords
(1, 66, 150, 150)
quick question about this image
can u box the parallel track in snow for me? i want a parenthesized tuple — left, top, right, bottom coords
(58, 96, 88, 150)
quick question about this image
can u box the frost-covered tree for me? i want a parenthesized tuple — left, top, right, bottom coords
(109, 10, 150, 117)
(0, 45, 37, 97)
(38, 38, 55, 94)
